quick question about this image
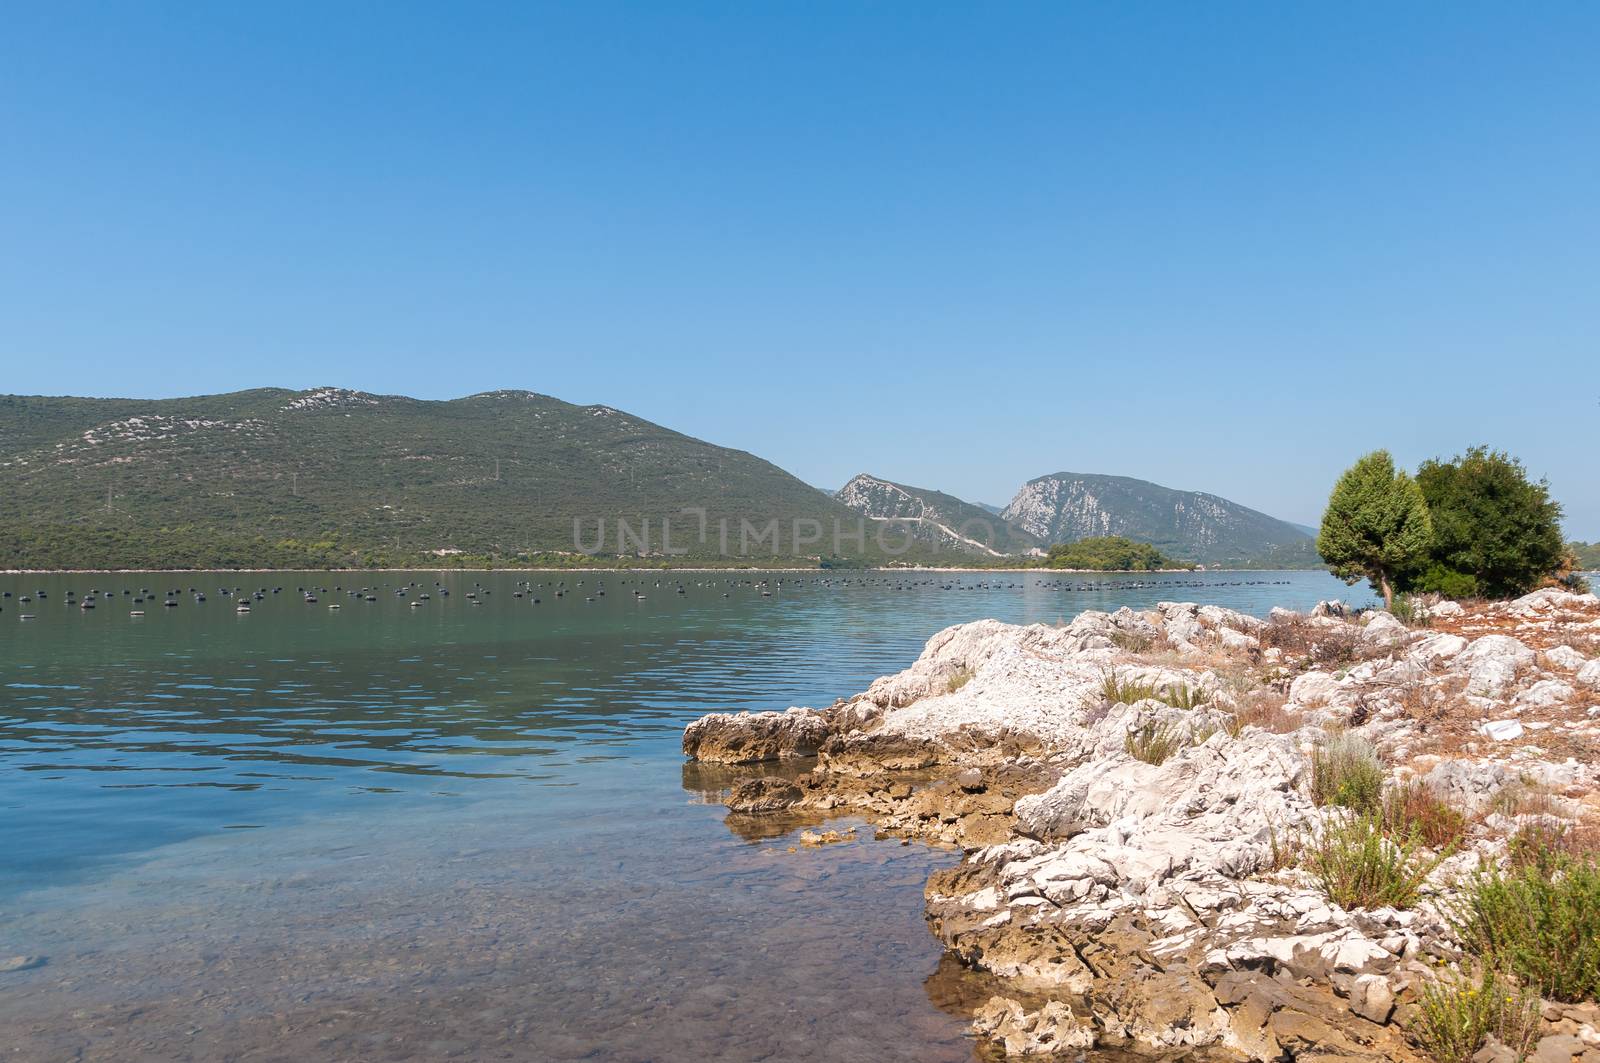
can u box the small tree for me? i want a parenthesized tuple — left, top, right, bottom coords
(1318, 451, 1432, 608)
(1406, 447, 1566, 599)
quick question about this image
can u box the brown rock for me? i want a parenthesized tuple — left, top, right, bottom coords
(682, 709, 829, 764)
(1532, 1034, 1586, 1063)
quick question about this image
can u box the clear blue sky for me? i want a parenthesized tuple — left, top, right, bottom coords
(3, 3, 1596, 535)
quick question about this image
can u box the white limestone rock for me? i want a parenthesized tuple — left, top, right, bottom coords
(1577, 659, 1600, 690)
(1407, 633, 1468, 667)
(1289, 671, 1344, 708)
(1452, 635, 1536, 698)
(1543, 645, 1589, 671)
(1517, 679, 1575, 709)
(1506, 588, 1600, 617)
(1360, 611, 1411, 649)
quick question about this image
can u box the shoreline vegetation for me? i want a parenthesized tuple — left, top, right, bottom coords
(683, 589, 1600, 1062)
(2, 537, 1214, 576)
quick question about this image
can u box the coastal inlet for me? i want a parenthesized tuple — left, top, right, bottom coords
(3, 569, 1361, 1061)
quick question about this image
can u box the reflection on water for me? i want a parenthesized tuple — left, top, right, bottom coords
(0, 569, 1362, 1060)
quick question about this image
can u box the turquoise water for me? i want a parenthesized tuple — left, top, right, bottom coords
(0, 569, 1363, 1061)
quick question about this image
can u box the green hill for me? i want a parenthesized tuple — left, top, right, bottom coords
(0, 388, 938, 569)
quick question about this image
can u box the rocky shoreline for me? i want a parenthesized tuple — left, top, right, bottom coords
(683, 590, 1600, 1061)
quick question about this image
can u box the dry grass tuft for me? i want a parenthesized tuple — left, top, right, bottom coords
(945, 667, 974, 694)
(1260, 614, 1372, 668)
(1225, 688, 1299, 736)
(1382, 781, 1467, 850)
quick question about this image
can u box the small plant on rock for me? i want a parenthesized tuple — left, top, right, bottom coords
(1261, 614, 1364, 667)
(945, 667, 974, 694)
(1124, 721, 1186, 766)
(1099, 670, 1159, 705)
(1506, 820, 1600, 875)
(1311, 733, 1386, 816)
(1388, 593, 1432, 628)
(1306, 813, 1442, 910)
(1382, 781, 1467, 850)
(1225, 689, 1298, 736)
(1156, 681, 1210, 710)
(1109, 629, 1154, 653)
(1412, 965, 1540, 1063)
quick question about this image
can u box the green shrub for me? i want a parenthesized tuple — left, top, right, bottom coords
(1412, 563, 1479, 601)
(1412, 966, 1540, 1063)
(1125, 721, 1187, 766)
(1506, 821, 1600, 876)
(1388, 593, 1431, 628)
(945, 667, 974, 694)
(1306, 813, 1442, 910)
(1311, 734, 1386, 816)
(1452, 854, 1600, 1002)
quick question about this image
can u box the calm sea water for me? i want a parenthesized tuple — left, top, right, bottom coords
(0, 569, 1364, 1061)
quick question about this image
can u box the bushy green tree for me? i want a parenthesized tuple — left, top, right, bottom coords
(1404, 447, 1565, 599)
(1044, 535, 1184, 571)
(1317, 451, 1432, 608)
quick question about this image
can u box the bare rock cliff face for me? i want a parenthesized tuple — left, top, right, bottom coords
(1001, 472, 1316, 567)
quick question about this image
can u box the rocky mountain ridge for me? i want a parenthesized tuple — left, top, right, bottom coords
(1002, 471, 1317, 568)
(833, 474, 1042, 557)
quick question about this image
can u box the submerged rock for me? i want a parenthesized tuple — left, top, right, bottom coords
(726, 776, 803, 813)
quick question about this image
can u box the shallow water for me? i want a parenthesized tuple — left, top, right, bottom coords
(0, 569, 1364, 1061)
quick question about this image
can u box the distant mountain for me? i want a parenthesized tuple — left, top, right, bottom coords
(0, 388, 944, 569)
(1001, 472, 1318, 568)
(835, 474, 1042, 556)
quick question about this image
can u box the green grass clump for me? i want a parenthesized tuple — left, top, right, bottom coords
(1306, 813, 1442, 910)
(945, 667, 974, 694)
(1311, 733, 1386, 816)
(1388, 593, 1432, 628)
(1124, 721, 1187, 766)
(1156, 681, 1210, 710)
(1452, 852, 1600, 1002)
(1100, 671, 1159, 705)
(1412, 966, 1539, 1063)
(1098, 670, 1211, 710)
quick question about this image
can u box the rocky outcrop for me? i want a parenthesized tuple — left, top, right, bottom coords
(682, 707, 831, 763)
(684, 592, 1600, 1060)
